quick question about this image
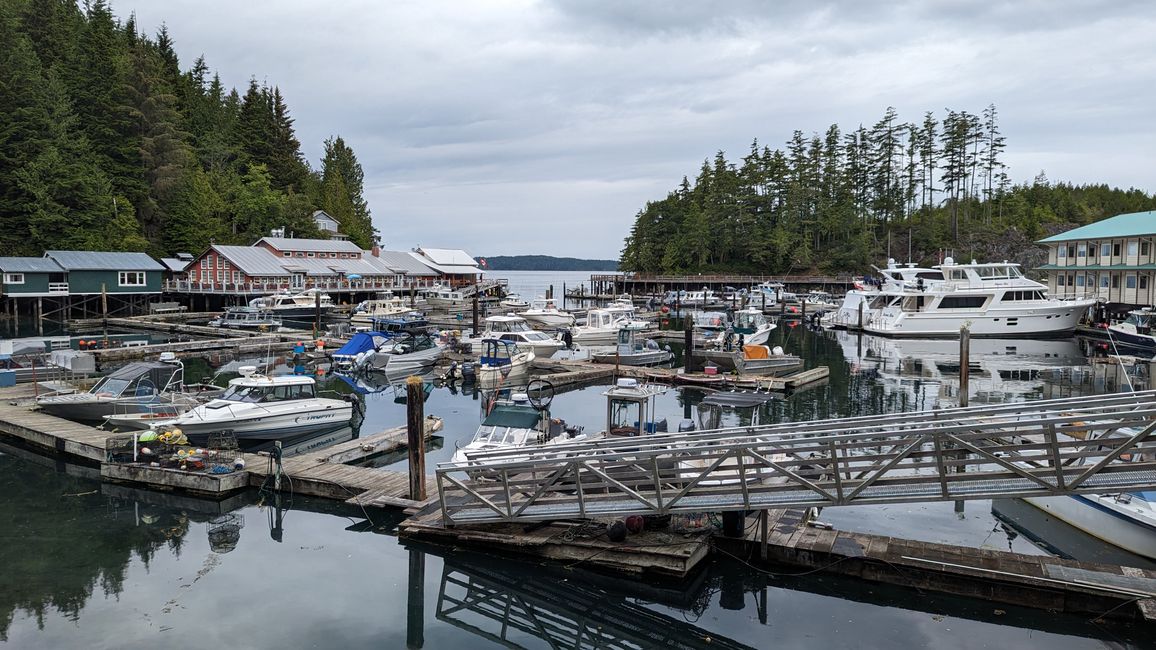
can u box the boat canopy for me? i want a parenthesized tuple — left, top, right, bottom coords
(90, 361, 182, 398)
(333, 332, 392, 361)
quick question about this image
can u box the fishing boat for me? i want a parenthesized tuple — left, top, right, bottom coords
(466, 314, 564, 358)
(696, 344, 803, 375)
(750, 282, 797, 307)
(729, 307, 776, 346)
(690, 310, 731, 348)
(590, 328, 673, 366)
(603, 378, 668, 436)
(153, 368, 353, 441)
(476, 339, 534, 387)
(249, 289, 336, 319)
(499, 293, 530, 310)
(571, 307, 651, 346)
(863, 258, 1096, 338)
(797, 290, 838, 312)
(450, 392, 585, 468)
(37, 354, 200, 423)
(350, 292, 411, 328)
(208, 306, 282, 330)
(519, 297, 576, 330)
(423, 284, 471, 312)
(1107, 308, 1156, 353)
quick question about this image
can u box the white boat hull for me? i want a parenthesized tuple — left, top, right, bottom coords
(1023, 494, 1156, 559)
(865, 300, 1093, 338)
(520, 312, 575, 330)
(163, 400, 353, 440)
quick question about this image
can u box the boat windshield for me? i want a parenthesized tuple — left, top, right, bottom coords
(736, 311, 761, 328)
(90, 376, 132, 397)
(489, 319, 531, 333)
(1125, 312, 1153, 328)
(221, 382, 315, 402)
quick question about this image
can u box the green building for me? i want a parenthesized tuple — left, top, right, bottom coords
(0, 257, 67, 297)
(43, 250, 164, 295)
(1037, 211, 1156, 308)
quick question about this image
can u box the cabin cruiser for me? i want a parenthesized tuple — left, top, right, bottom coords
(154, 368, 353, 441)
(476, 338, 534, 387)
(450, 392, 585, 469)
(729, 307, 776, 346)
(797, 291, 838, 312)
(466, 314, 564, 358)
(590, 328, 673, 366)
(1107, 308, 1156, 353)
(518, 297, 575, 330)
(571, 307, 651, 345)
(209, 306, 282, 330)
(423, 284, 471, 312)
(499, 293, 530, 310)
(249, 289, 335, 319)
(751, 282, 797, 307)
(862, 258, 1096, 337)
(665, 289, 724, 309)
(350, 293, 411, 328)
(37, 354, 196, 423)
(821, 259, 947, 330)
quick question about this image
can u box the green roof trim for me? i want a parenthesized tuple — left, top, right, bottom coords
(1037, 264, 1156, 271)
(1037, 211, 1156, 243)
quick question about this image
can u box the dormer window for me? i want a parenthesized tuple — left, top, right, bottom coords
(283, 252, 291, 257)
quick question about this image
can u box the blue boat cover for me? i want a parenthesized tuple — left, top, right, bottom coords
(333, 332, 391, 361)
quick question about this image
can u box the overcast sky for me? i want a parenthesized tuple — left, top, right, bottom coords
(124, 1, 1156, 259)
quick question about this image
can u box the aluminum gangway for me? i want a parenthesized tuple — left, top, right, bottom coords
(435, 390, 1156, 525)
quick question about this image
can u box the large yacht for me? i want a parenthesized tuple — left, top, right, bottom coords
(249, 289, 335, 319)
(862, 258, 1096, 338)
(821, 259, 945, 330)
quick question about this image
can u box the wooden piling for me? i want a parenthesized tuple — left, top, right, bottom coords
(959, 326, 970, 407)
(858, 301, 865, 329)
(407, 548, 426, 649)
(407, 376, 427, 500)
(683, 322, 693, 371)
(314, 288, 322, 335)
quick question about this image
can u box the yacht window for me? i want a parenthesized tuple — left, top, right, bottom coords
(938, 296, 987, 309)
(916, 271, 944, 280)
(901, 296, 927, 312)
(949, 269, 967, 281)
(222, 385, 265, 402)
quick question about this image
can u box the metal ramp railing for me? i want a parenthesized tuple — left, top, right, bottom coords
(436, 390, 1156, 525)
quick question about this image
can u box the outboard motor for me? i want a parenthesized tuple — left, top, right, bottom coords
(561, 329, 574, 349)
(460, 362, 476, 383)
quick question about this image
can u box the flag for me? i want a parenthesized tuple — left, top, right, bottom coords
(478, 257, 488, 268)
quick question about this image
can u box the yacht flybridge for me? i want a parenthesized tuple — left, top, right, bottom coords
(863, 258, 1096, 338)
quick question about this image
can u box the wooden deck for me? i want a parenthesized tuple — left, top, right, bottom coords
(531, 357, 830, 392)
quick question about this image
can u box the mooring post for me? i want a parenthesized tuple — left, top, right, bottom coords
(406, 547, 426, 649)
(407, 375, 427, 500)
(562, 282, 566, 310)
(683, 321, 693, 372)
(956, 325, 970, 514)
(314, 289, 321, 336)
(857, 301, 865, 330)
(471, 283, 479, 337)
(274, 440, 283, 492)
(759, 509, 769, 561)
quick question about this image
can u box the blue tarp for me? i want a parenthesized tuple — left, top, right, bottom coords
(332, 332, 391, 362)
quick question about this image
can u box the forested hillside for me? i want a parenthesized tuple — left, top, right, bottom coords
(0, 0, 376, 257)
(619, 106, 1156, 275)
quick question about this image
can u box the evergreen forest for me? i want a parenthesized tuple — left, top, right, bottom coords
(619, 106, 1156, 275)
(0, 0, 376, 257)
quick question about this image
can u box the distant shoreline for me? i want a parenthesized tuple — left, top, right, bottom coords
(477, 255, 619, 272)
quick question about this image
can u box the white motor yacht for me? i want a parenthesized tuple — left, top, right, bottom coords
(209, 306, 282, 330)
(519, 298, 575, 330)
(467, 314, 564, 358)
(863, 258, 1096, 337)
(249, 289, 335, 319)
(423, 284, 471, 312)
(571, 308, 651, 345)
(350, 293, 411, 328)
(499, 293, 530, 310)
(154, 368, 353, 440)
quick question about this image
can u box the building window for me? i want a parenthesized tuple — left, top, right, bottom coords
(307, 252, 315, 258)
(1142, 276, 1150, 290)
(1112, 274, 1120, 289)
(1088, 243, 1096, 258)
(233, 271, 241, 284)
(1100, 275, 1110, 288)
(201, 258, 209, 269)
(118, 271, 146, 286)
(222, 261, 230, 271)
(1067, 274, 1074, 286)
(1067, 245, 1076, 258)
(283, 252, 291, 257)
(1101, 243, 1111, 257)
(1057, 246, 1067, 259)
(1126, 274, 1137, 289)
(1143, 242, 1151, 256)
(3, 273, 25, 284)
(1077, 243, 1086, 257)
(1128, 241, 1139, 256)
(1113, 243, 1122, 257)
(1075, 275, 1085, 287)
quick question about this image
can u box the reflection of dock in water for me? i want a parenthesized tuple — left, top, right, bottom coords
(433, 553, 755, 650)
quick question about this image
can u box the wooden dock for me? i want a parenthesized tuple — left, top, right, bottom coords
(530, 358, 830, 392)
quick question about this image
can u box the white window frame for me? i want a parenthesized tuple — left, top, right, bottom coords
(118, 271, 146, 287)
(3, 273, 25, 284)
(1128, 241, 1138, 256)
(200, 258, 209, 269)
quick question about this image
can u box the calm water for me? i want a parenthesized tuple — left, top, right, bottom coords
(3, 319, 1155, 647)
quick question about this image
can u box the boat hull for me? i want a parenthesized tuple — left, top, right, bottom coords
(1023, 494, 1156, 559)
(38, 395, 180, 423)
(864, 301, 1093, 338)
(1106, 326, 1156, 351)
(366, 344, 446, 371)
(590, 350, 673, 366)
(164, 402, 354, 440)
(520, 312, 575, 329)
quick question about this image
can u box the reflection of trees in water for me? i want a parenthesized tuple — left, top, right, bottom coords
(0, 456, 193, 641)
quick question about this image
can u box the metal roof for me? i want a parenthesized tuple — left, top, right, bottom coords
(410, 251, 483, 276)
(44, 250, 164, 271)
(159, 258, 189, 272)
(0, 257, 63, 273)
(1037, 211, 1156, 243)
(415, 247, 478, 266)
(213, 245, 400, 277)
(256, 237, 363, 253)
(370, 250, 438, 276)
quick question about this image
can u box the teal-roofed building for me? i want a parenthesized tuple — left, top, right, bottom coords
(43, 250, 164, 295)
(0, 257, 67, 297)
(1036, 210, 1156, 307)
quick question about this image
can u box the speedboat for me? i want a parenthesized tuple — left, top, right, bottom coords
(37, 354, 195, 423)
(590, 328, 672, 366)
(357, 330, 446, 372)
(696, 344, 803, 375)
(476, 338, 534, 387)
(154, 368, 353, 441)
(1108, 308, 1156, 353)
(863, 258, 1096, 338)
(450, 393, 585, 469)
(466, 314, 564, 358)
(519, 298, 575, 330)
(209, 306, 282, 330)
(730, 307, 776, 346)
(499, 293, 530, 310)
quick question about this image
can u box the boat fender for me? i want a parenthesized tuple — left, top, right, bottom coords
(607, 520, 628, 542)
